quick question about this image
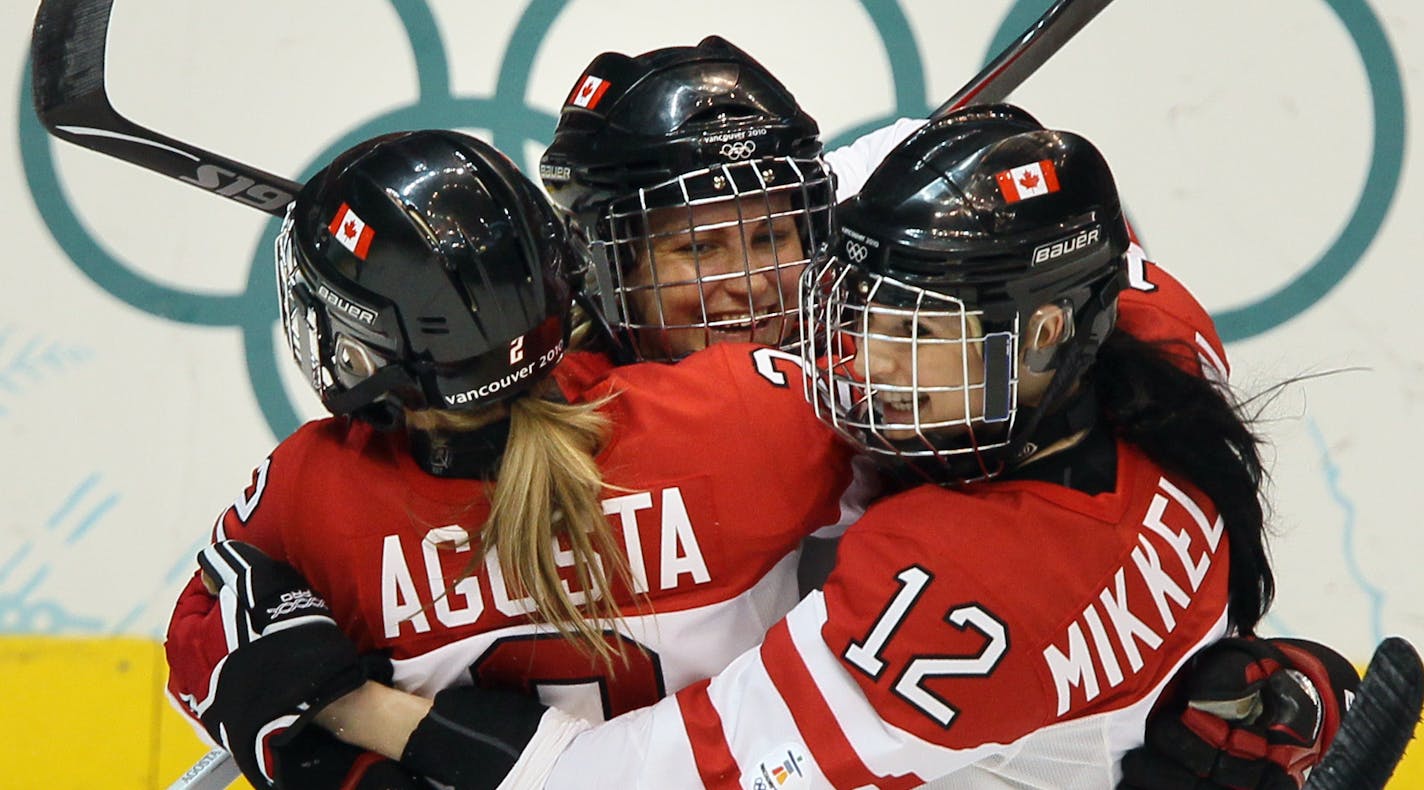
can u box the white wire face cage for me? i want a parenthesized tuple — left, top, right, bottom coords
(800, 259, 1022, 480)
(276, 206, 398, 408)
(274, 207, 336, 399)
(593, 156, 834, 361)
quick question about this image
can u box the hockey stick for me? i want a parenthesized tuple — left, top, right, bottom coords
(30, 0, 300, 215)
(28, 0, 1113, 215)
(1301, 636, 1424, 790)
(164, 748, 241, 790)
(931, 0, 1116, 117)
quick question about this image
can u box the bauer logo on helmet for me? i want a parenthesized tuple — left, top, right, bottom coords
(1032, 226, 1102, 265)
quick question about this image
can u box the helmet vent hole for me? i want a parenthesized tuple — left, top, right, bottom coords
(417, 316, 449, 335)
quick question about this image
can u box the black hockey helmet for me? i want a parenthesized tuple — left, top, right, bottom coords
(801, 104, 1129, 483)
(540, 36, 835, 361)
(276, 130, 577, 425)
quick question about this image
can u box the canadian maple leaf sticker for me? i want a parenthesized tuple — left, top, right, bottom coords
(994, 160, 1059, 204)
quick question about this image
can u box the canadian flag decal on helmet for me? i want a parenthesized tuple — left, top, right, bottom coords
(328, 203, 375, 260)
(995, 160, 1060, 204)
(570, 75, 612, 109)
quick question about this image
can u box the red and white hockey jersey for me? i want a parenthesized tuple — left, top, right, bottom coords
(166, 344, 861, 728)
(540, 441, 1232, 789)
(1118, 248, 1230, 383)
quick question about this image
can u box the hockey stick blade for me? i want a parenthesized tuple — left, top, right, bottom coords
(30, 0, 300, 216)
(165, 749, 238, 790)
(1303, 636, 1424, 790)
(931, 0, 1115, 118)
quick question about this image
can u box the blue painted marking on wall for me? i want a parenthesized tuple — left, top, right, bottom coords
(165, 535, 213, 586)
(0, 566, 106, 634)
(0, 544, 33, 585)
(45, 474, 101, 530)
(43, 474, 120, 545)
(65, 493, 119, 545)
(111, 604, 147, 636)
(0, 328, 93, 418)
(1308, 418, 1385, 644)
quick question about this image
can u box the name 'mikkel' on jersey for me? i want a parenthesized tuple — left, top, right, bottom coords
(1042, 476, 1224, 716)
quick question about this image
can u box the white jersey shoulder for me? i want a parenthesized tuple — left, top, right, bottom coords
(825, 117, 927, 201)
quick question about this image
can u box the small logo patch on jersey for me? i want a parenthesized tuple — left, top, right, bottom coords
(743, 744, 811, 790)
(995, 159, 1060, 204)
(570, 74, 611, 109)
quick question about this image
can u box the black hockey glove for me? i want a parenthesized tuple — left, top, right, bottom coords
(271, 727, 421, 790)
(399, 685, 550, 790)
(1119, 637, 1360, 790)
(195, 540, 368, 788)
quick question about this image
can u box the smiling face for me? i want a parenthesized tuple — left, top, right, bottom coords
(621, 193, 807, 359)
(851, 302, 989, 442)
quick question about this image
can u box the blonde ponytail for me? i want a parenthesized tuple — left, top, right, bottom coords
(469, 387, 635, 666)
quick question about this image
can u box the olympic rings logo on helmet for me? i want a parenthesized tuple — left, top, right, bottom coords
(719, 140, 757, 160)
(845, 240, 870, 263)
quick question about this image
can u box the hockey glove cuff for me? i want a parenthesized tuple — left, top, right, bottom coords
(399, 685, 556, 790)
(196, 540, 368, 788)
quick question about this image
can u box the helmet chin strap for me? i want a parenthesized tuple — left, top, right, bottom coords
(573, 286, 639, 366)
(324, 364, 420, 420)
(407, 418, 512, 479)
(1004, 381, 1099, 467)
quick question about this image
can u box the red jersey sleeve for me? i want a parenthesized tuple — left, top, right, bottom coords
(1118, 245, 1230, 382)
(163, 422, 317, 729)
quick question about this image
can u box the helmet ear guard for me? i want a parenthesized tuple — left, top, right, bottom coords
(1022, 301, 1074, 374)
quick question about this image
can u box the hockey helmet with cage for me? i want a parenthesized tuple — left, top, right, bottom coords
(801, 104, 1129, 484)
(540, 36, 835, 361)
(276, 130, 578, 430)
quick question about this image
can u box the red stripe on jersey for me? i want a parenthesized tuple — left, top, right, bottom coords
(677, 678, 743, 790)
(760, 620, 923, 789)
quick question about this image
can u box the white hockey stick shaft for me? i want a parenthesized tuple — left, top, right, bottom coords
(166, 748, 239, 790)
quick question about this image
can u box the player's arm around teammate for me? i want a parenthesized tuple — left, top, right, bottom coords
(164, 40, 871, 788)
(277, 106, 1345, 789)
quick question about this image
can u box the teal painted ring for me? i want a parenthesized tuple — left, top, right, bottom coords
(20, 0, 1405, 437)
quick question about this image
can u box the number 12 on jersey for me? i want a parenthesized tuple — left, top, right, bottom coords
(842, 566, 1009, 728)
